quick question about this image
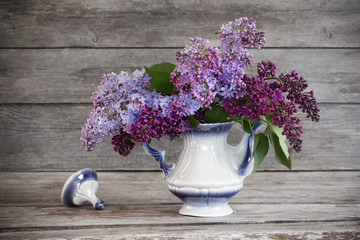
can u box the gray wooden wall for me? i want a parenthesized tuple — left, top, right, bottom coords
(0, 0, 359, 172)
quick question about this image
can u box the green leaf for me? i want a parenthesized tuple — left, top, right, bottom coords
(268, 124, 290, 158)
(204, 104, 229, 123)
(149, 62, 176, 73)
(230, 116, 253, 135)
(187, 115, 200, 128)
(263, 121, 291, 170)
(265, 113, 274, 121)
(264, 125, 272, 136)
(269, 132, 291, 169)
(229, 116, 242, 123)
(253, 133, 269, 172)
(242, 118, 254, 135)
(254, 133, 260, 150)
(144, 62, 176, 94)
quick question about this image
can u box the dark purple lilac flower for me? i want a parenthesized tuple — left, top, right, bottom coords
(223, 61, 319, 152)
(129, 107, 190, 144)
(111, 131, 135, 156)
(279, 71, 320, 122)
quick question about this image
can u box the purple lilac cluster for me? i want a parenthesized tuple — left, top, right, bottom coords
(216, 17, 265, 101)
(129, 107, 190, 144)
(219, 17, 266, 51)
(170, 37, 221, 108)
(110, 109, 189, 156)
(111, 131, 135, 156)
(81, 70, 191, 156)
(81, 17, 319, 156)
(171, 17, 266, 107)
(223, 61, 320, 152)
(280, 71, 320, 122)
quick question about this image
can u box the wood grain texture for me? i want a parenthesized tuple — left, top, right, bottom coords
(0, 172, 358, 236)
(0, 104, 359, 171)
(1, 222, 359, 240)
(0, 0, 359, 48)
(0, 172, 358, 207)
(0, 171, 359, 239)
(1, 204, 359, 228)
(0, 48, 359, 104)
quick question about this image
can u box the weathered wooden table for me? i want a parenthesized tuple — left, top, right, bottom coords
(0, 171, 359, 239)
(1, 0, 360, 239)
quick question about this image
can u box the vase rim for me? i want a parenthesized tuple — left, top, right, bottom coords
(190, 121, 235, 132)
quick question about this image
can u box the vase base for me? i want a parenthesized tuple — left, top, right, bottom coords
(179, 201, 233, 217)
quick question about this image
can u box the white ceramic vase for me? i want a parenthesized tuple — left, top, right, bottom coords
(144, 122, 263, 217)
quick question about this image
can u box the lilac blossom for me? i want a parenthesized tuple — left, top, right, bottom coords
(170, 37, 221, 108)
(218, 17, 266, 51)
(216, 17, 266, 102)
(111, 131, 135, 156)
(81, 68, 192, 156)
(223, 61, 319, 152)
(171, 93, 201, 117)
(81, 17, 319, 157)
(171, 17, 266, 108)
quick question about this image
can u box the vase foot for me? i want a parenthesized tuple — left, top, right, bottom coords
(179, 200, 233, 217)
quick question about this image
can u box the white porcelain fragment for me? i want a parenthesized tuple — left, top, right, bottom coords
(61, 168, 104, 210)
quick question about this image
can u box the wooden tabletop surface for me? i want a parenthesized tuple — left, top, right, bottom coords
(0, 171, 359, 239)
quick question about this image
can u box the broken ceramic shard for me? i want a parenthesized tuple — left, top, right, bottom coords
(61, 168, 104, 210)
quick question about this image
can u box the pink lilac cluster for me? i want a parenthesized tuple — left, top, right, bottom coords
(223, 61, 320, 152)
(81, 70, 191, 156)
(171, 17, 266, 107)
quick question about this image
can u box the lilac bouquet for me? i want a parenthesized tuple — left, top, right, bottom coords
(81, 17, 320, 170)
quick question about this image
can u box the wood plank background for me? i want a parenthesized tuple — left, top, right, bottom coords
(0, 0, 359, 172)
(1, 0, 359, 48)
(0, 1, 359, 239)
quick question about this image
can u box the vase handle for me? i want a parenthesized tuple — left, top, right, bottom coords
(143, 143, 175, 179)
(236, 123, 265, 178)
